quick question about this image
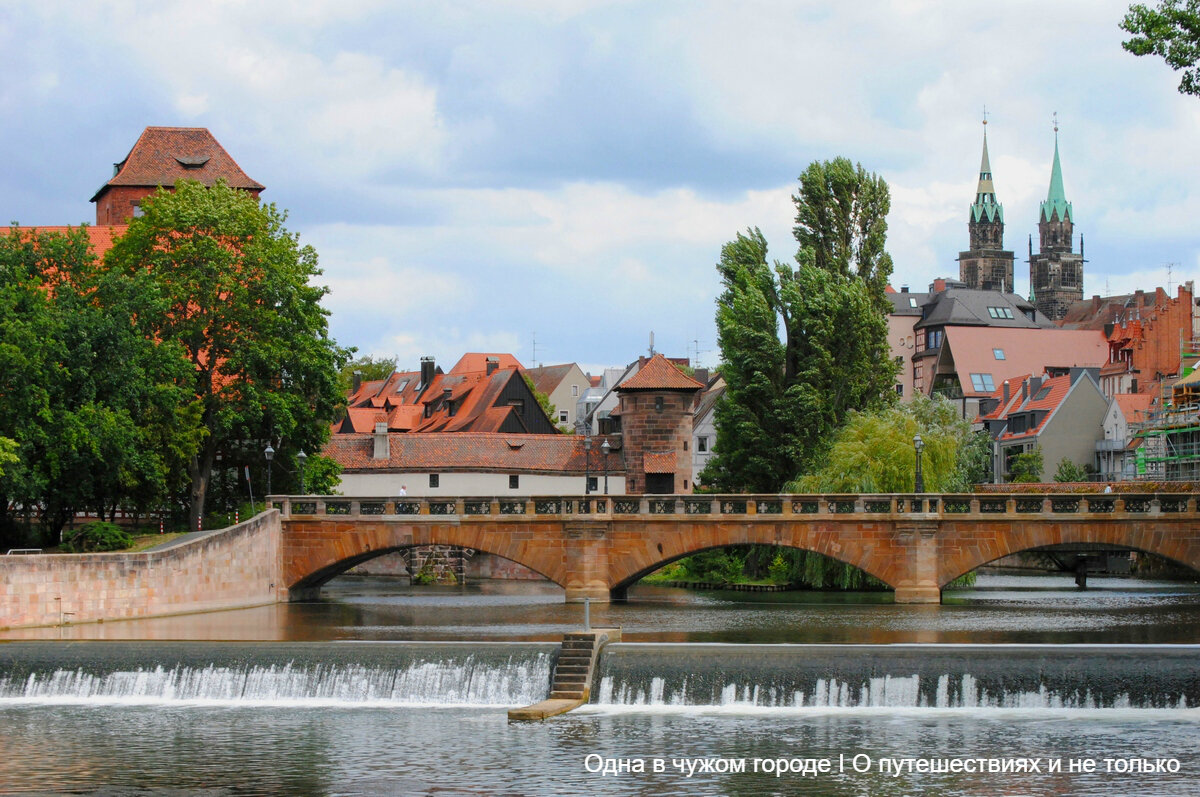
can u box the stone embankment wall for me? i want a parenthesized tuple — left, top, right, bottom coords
(0, 511, 282, 629)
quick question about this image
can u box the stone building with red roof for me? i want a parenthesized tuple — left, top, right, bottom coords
(614, 354, 704, 493)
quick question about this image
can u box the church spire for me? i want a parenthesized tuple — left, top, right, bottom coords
(971, 112, 1002, 223)
(1040, 116, 1073, 223)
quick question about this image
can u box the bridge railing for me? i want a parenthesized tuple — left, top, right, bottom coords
(269, 493, 1199, 520)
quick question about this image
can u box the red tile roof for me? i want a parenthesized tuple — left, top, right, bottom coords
(525, 363, 576, 396)
(942, 327, 1107, 397)
(8, 225, 127, 259)
(1114, 392, 1154, 424)
(996, 375, 1073, 441)
(642, 451, 677, 473)
(325, 432, 624, 475)
(618, 354, 704, 391)
(92, 127, 264, 200)
(449, 352, 524, 374)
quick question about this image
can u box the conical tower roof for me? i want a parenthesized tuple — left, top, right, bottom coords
(1040, 133, 1073, 223)
(970, 128, 1003, 223)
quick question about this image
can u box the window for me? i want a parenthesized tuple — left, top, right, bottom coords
(559, 410, 569, 423)
(698, 436, 708, 452)
(908, 297, 917, 308)
(993, 348, 1006, 360)
(987, 306, 1014, 319)
(895, 383, 904, 395)
(508, 399, 525, 416)
(509, 474, 519, 489)
(970, 373, 995, 392)
(654, 396, 664, 412)
(429, 473, 439, 488)
(683, 440, 688, 451)
(1034, 386, 1052, 401)
(132, 202, 144, 218)
(926, 329, 944, 349)
(571, 385, 579, 397)
(587, 477, 598, 492)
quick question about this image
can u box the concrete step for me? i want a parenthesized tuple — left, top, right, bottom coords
(549, 690, 584, 700)
(561, 641, 595, 651)
(556, 656, 592, 664)
(555, 665, 590, 674)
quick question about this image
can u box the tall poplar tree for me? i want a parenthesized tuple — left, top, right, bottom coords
(702, 158, 898, 492)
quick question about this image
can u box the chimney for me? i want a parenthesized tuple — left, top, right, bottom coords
(1003, 381, 1010, 403)
(443, 387, 454, 416)
(486, 356, 499, 375)
(1029, 376, 1043, 397)
(420, 356, 435, 389)
(352, 369, 363, 394)
(694, 368, 709, 385)
(372, 422, 388, 460)
(1021, 381, 1028, 402)
(901, 285, 909, 293)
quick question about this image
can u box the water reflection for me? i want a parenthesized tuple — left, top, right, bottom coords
(4, 573, 1199, 645)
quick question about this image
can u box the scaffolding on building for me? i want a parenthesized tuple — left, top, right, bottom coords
(1128, 336, 1200, 481)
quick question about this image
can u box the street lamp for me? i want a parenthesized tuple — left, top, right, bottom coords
(296, 449, 308, 495)
(601, 439, 610, 494)
(913, 434, 925, 494)
(584, 436, 592, 495)
(264, 443, 275, 497)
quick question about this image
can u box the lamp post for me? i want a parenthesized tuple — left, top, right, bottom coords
(264, 443, 275, 497)
(584, 436, 592, 495)
(601, 439, 610, 494)
(913, 434, 925, 494)
(296, 449, 307, 495)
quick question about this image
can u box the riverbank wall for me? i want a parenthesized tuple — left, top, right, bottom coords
(0, 511, 282, 629)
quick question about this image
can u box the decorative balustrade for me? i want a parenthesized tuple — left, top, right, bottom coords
(270, 492, 1200, 520)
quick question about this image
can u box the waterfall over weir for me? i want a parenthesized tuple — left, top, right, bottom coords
(0, 642, 556, 707)
(594, 644, 1200, 710)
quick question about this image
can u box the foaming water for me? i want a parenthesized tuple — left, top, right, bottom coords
(593, 643, 1200, 710)
(0, 641, 554, 707)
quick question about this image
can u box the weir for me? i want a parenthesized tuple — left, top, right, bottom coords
(2, 640, 1199, 713)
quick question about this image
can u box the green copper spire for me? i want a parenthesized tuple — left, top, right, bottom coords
(1040, 128, 1073, 223)
(970, 123, 1003, 223)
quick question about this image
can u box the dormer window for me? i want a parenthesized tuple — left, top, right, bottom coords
(174, 155, 210, 169)
(987, 307, 1014, 319)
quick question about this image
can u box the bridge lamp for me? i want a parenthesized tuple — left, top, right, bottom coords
(584, 436, 592, 496)
(264, 443, 275, 497)
(296, 449, 307, 495)
(601, 439, 611, 495)
(913, 434, 925, 494)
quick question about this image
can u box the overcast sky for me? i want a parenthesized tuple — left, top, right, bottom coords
(3, 1, 1198, 372)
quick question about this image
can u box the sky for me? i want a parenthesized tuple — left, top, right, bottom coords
(3, 0, 1198, 374)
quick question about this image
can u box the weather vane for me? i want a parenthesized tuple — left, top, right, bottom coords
(1053, 111, 1059, 134)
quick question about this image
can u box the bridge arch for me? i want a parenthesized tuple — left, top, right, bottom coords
(936, 519, 1200, 588)
(283, 521, 568, 598)
(606, 521, 900, 596)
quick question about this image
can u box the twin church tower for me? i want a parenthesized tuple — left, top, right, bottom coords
(957, 118, 1083, 320)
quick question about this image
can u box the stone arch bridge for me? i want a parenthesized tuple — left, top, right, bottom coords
(278, 493, 1200, 604)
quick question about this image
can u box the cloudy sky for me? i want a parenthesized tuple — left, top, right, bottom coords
(3, 1, 1198, 373)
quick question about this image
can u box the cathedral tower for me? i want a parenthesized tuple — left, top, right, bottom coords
(958, 119, 1014, 292)
(1029, 124, 1084, 320)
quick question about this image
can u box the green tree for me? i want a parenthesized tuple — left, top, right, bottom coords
(340, 354, 399, 389)
(788, 395, 967, 493)
(1054, 457, 1089, 483)
(103, 181, 350, 522)
(1122, 0, 1200, 96)
(0, 437, 16, 478)
(0, 227, 196, 545)
(703, 158, 898, 492)
(1008, 447, 1045, 483)
(522, 374, 567, 432)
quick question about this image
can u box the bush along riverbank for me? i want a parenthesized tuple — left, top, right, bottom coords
(641, 545, 975, 591)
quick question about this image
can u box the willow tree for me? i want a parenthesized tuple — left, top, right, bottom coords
(103, 181, 350, 521)
(702, 158, 898, 492)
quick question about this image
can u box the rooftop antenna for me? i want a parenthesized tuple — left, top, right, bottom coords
(531, 332, 539, 368)
(648, 331, 655, 357)
(1053, 111, 1059, 136)
(1167, 262, 1178, 295)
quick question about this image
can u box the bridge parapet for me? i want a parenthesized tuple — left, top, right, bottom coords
(270, 492, 1200, 522)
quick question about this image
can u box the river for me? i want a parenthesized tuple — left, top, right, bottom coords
(1, 573, 1198, 794)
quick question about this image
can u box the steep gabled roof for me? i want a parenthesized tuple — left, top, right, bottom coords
(449, 352, 524, 374)
(91, 127, 264, 201)
(525, 363, 576, 396)
(618, 354, 703, 391)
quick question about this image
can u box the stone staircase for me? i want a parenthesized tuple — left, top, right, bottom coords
(508, 628, 620, 721)
(548, 633, 598, 700)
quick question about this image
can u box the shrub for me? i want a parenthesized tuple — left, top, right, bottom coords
(62, 521, 133, 553)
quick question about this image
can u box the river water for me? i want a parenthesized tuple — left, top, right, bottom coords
(1, 574, 1199, 795)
